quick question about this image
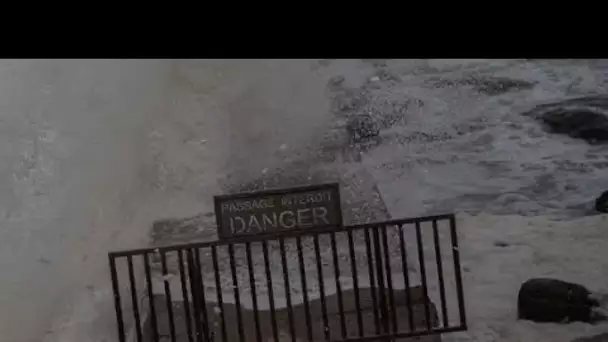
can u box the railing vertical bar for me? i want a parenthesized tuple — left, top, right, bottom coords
(364, 227, 381, 334)
(110, 215, 466, 342)
(372, 225, 389, 335)
(178, 250, 194, 342)
(194, 248, 211, 341)
(313, 234, 330, 341)
(380, 226, 398, 333)
(246, 241, 263, 342)
(432, 219, 449, 328)
(330, 232, 347, 339)
(262, 240, 280, 342)
(161, 251, 177, 342)
(228, 243, 245, 342)
(279, 237, 297, 342)
(397, 224, 415, 332)
(450, 215, 467, 328)
(296, 236, 314, 342)
(347, 229, 364, 337)
(143, 253, 159, 342)
(109, 255, 126, 342)
(415, 222, 432, 331)
(127, 255, 143, 342)
(187, 250, 204, 342)
(211, 246, 228, 342)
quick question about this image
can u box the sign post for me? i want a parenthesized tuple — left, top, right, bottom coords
(214, 183, 343, 239)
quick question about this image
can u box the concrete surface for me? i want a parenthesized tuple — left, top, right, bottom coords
(145, 286, 440, 342)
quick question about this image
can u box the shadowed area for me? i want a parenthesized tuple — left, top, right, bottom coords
(145, 286, 439, 342)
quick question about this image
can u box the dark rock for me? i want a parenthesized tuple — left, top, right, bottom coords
(37, 257, 51, 265)
(346, 114, 379, 143)
(434, 76, 536, 95)
(518, 278, 600, 323)
(572, 332, 608, 342)
(371, 69, 401, 83)
(151, 214, 217, 246)
(595, 190, 608, 213)
(493, 241, 509, 248)
(331, 88, 367, 114)
(318, 59, 334, 67)
(360, 59, 390, 68)
(541, 110, 608, 143)
(395, 131, 451, 144)
(474, 77, 536, 95)
(522, 96, 608, 144)
(328, 75, 345, 88)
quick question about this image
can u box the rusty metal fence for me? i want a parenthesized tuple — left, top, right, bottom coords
(109, 213, 467, 342)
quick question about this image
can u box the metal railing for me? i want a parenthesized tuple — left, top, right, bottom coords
(109, 213, 467, 342)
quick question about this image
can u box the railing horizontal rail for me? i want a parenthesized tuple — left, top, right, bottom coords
(109, 213, 456, 257)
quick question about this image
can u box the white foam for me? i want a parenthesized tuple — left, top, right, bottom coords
(440, 213, 608, 342)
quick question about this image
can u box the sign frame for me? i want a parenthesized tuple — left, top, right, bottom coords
(213, 183, 343, 239)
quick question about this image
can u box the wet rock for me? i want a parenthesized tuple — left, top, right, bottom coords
(330, 77, 410, 130)
(328, 75, 345, 88)
(518, 278, 601, 323)
(572, 332, 608, 342)
(393, 131, 452, 145)
(360, 59, 389, 68)
(331, 88, 367, 114)
(346, 114, 379, 143)
(151, 214, 217, 246)
(595, 190, 608, 213)
(541, 110, 608, 142)
(37, 257, 51, 265)
(434, 76, 536, 95)
(473, 77, 536, 95)
(522, 96, 608, 144)
(370, 69, 401, 83)
(317, 59, 334, 67)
